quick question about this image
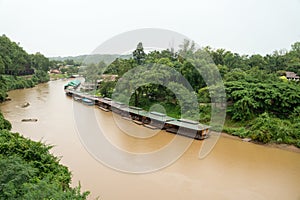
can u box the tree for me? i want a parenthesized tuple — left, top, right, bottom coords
(0, 34, 33, 75)
(81, 63, 98, 86)
(0, 112, 11, 130)
(98, 81, 116, 97)
(291, 42, 300, 53)
(103, 39, 300, 145)
(133, 42, 146, 65)
(31, 52, 50, 72)
(178, 39, 196, 58)
(0, 130, 90, 199)
(248, 54, 267, 69)
(0, 58, 5, 74)
(0, 155, 36, 199)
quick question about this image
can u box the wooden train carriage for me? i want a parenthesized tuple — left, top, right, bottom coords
(165, 119, 210, 140)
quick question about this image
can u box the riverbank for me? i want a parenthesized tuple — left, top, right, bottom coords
(66, 84, 300, 152)
(2, 80, 300, 200)
(221, 132, 300, 153)
(65, 88, 210, 140)
(0, 73, 49, 102)
(0, 80, 89, 199)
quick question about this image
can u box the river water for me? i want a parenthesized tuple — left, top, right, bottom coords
(1, 80, 300, 200)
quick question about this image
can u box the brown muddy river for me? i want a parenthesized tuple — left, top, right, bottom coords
(1, 80, 300, 200)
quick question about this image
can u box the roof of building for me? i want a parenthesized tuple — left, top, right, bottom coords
(286, 71, 299, 79)
(50, 69, 60, 74)
(166, 119, 210, 131)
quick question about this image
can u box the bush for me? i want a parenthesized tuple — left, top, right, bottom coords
(0, 155, 89, 200)
(250, 129, 272, 143)
(223, 127, 249, 138)
(0, 89, 7, 102)
(199, 104, 211, 123)
(248, 112, 300, 144)
(0, 130, 89, 199)
(0, 113, 11, 130)
(0, 72, 50, 103)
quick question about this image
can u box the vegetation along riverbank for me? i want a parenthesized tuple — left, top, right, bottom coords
(72, 41, 300, 148)
(0, 32, 299, 198)
(0, 35, 89, 199)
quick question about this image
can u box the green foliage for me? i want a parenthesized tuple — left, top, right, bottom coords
(31, 52, 50, 72)
(0, 35, 52, 76)
(226, 81, 300, 121)
(32, 70, 50, 83)
(0, 73, 49, 103)
(223, 127, 249, 138)
(105, 58, 136, 76)
(199, 104, 211, 123)
(0, 35, 32, 76)
(0, 112, 11, 130)
(79, 62, 107, 85)
(0, 35, 89, 199)
(248, 113, 300, 145)
(178, 39, 196, 58)
(0, 155, 37, 199)
(98, 81, 116, 97)
(60, 65, 79, 76)
(0, 130, 89, 199)
(133, 42, 146, 65)
(0, 35, 51, 103)
(98, 40, 300, 147)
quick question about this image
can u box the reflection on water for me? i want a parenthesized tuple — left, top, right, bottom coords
(1, 80, 300, 200)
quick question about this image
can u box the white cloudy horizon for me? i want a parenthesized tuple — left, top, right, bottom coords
(0, 0, 300, 57)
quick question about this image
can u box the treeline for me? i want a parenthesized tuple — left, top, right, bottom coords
(0, 34, 51, 75)
(0, 113, 89, 199)
(0, 35, 52, 101)
(0, 35, 89, 199)
(49, 54, 131, 65)
(84, 40, 300, 147)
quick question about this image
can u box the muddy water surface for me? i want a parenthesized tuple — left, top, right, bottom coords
(1, 80, 300, 200)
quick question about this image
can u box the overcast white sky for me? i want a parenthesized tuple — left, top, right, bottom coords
(0, 0, 300, 57)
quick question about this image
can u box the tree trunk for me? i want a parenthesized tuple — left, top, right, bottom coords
(134, 90, 139, 107)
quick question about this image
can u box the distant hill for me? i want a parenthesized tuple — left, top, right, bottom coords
(49, 54, 131, 65)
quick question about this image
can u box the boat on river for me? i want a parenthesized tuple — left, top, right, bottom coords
(65, 89, 211, 140)
(81, 98, 94, 106)
(64, 79, 81, 90)
(21, 118, 38, 122)
(73, 96, 82, 101)
(165, 118, 209, 140)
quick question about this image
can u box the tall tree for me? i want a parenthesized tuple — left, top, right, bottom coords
(133, 42, 146, 65)
(31, 52, 50, 72)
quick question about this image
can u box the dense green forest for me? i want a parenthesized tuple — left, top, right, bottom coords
(0, 35, 89, 199)
(84, 40, 300, 147)
(0, 34, 52, 101)
(0, 113, 89, 199)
